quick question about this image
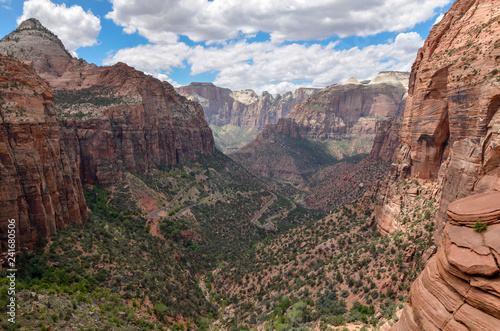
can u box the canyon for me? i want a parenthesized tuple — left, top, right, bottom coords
(232, 72, 408, 184)
(1, 0, 499, 329)
(176, 82, 318, 153)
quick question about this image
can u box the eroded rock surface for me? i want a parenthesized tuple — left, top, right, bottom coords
(289, 72, 408, 141)
(0, 19, 215, 185)
(392, 191, 500, 331)
(0, 55, 87, 253)
(176, 82, 318, 130)
(375, 0, 500, 236)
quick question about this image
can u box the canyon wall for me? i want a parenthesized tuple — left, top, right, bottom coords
(374, 0, 500, 236)
(0, 55, 87, 253)
(232, 73, 408, 181)
(288, 72, 408, 141)
(176, 82, 318, 131)
(0, 19, 216, 185)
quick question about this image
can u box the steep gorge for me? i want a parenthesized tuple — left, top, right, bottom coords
(232, 72, 408, 183)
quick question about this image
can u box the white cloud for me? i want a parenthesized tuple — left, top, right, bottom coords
(106, 0, 451, 43)
(103, 43, 191, 74)
(105, 32, 423, 95)
(17, 0, 101, 54)
(434, 13, 445, 25)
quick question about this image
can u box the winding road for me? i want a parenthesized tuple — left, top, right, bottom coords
(149, 183, 191, 218)
(251, 193, 277, 227)
(147, 183, 191, 239)
(250, 193, 299, 229)
(262, 202, 297, 228)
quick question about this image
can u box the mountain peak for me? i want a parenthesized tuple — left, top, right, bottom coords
(16, 18, 45, 31)
(0, 18, 73, 77)
(341, 77, 361, 85)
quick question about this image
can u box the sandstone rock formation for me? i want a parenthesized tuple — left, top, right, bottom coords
(369, 117, 403, 162)
(392, 190, 500, 331)
(176, 82, 318, 153)
(0, 19, 216, 185)
(0, 55, 87, 253)
(232, 73, 408, 182)
(176, 82, 318, 130)
(375, 0, 500, 236)
(288, 71, 408, 141)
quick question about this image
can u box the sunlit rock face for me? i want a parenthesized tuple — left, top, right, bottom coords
(375, 0, 500, 236)
(176, 83, 318, 131)
(0, 55, 87, 253)
(288, 71, 408, 141)
(392, 190, 500, 331)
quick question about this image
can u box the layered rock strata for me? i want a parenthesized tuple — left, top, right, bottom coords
(288, 71, 408, 141)
(392, 190, 500, 330)
(0, 19, 215, 185)
(176, 82, 318, 130)
(375, 0, 500, 235)
(0, 55, 87, 252)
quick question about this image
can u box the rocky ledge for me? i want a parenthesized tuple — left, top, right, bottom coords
(393, 190, 500, 330)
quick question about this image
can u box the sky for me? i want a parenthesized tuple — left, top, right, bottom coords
(0, 0, 453, 95)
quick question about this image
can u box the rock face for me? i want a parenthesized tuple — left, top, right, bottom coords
(288, 71, 408, 141)
(0, 19, 216, 185)
(369, 116, 403, 162)
(231, 118, 334, 182)
(176, 82, 318, 130)
(375, 0, 500, 236)
(232, 73, 408, 182)
(392, 190, 500, 331)
(0, 55, 87, 252)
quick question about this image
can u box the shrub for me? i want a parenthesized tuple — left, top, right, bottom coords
(472, 221, 488, 233)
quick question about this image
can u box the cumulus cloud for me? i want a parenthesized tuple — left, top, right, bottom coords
(105, 32, 423, 95)
(106, 0, 451, 43)
(17, 0, 101, 54)
(103, 43, 191, 74)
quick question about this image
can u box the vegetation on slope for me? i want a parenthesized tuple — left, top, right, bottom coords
(208, 179, 438, 330)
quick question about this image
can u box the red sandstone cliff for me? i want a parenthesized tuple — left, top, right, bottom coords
(289, 72, 408, 141)
(0, 55, 87, 253)
(176, 82, 318, 130)
(0, 19, 215, 185)
(375, 0, 500, 236)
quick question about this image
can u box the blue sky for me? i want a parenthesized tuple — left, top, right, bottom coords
(0, 0, 453, 94)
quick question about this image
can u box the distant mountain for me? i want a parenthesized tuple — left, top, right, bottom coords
(232, 72, 409, 182)
(176, 82, 318, 153)
(0, 18, 216, 185)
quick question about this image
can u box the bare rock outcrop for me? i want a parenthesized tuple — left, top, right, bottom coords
(232, 73, 408, 182)
(0, 55, 87, 253)
(369, 117, 403, 162)
(375, 0, 500, 236)
(176, 82, 318, 131)
(0, 19, 216, 185)
(289, 71, 408, 141)
(392, 190, 500, 331)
